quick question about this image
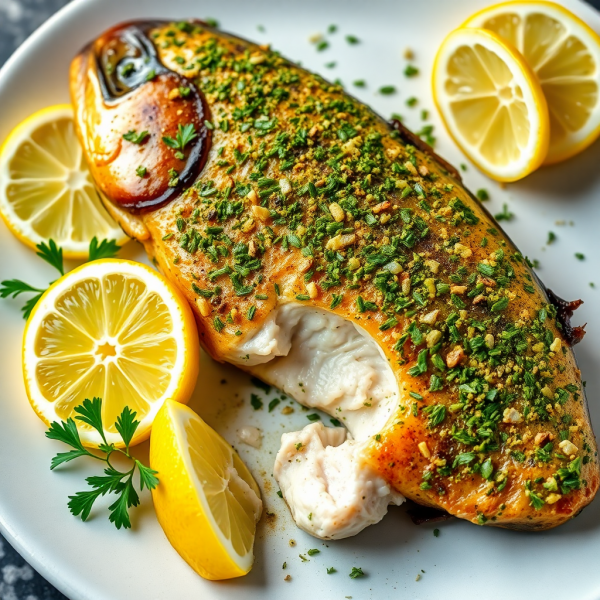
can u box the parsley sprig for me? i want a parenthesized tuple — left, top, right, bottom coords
(162, 123, 198, 154)
(46, 398, 158, 529)
(0, 237, 120, 319)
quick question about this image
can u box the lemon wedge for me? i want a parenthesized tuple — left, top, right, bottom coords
(150, 400, 262, 580)
(464, 1, 600, 164)
(0, 105, 129, 258)
(432, 27, 550, 181)
(22, 259, 199, 447)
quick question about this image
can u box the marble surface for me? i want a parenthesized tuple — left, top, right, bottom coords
(0, 0, 599, 598)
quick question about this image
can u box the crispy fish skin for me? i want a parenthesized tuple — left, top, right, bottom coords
(70, 20, 599, 530)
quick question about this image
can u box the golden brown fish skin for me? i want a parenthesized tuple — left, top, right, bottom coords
(71, 21, 599, 530)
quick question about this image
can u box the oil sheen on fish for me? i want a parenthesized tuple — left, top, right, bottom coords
(70, 20, 599, 534)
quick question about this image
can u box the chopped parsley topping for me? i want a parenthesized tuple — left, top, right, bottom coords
(123, 129, 149, 144)
(146, 22, 593, 521)
(162, 123, 198, 152)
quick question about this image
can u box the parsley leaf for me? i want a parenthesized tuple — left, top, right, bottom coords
(0, 280, 44, 298)
(495, 204, 514, 222)
(36, 239, 64, 275)
(123, 129, 150, 144)
(68, 488, 105, 522)
(115, 406, 139, 450)
(73, 398, 107, 444)
(162, 123, 198, 152)
(0, 281, 45, 319)
(137, 461, 160, 491)
(45, 418, 96, 466)
(108, 479, 139, 529)
(349, 567, 365, 579)
(88, 237, 121, 261)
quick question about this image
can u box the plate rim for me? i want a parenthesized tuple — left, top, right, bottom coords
(1, 1, 600, 598)
(0, 3, 96, 595)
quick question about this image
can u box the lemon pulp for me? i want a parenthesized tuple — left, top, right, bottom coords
(23, 260, 199, 447)
(150, 401, 262, 580)
(446, 42, 532, 167)
(432, 27, 549, 181)
(0, 105, 128, 257)
(464, 1, 600, 163)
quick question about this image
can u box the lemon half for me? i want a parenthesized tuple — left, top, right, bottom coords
(433, 27, 550, 181)
(23, 259, 200, 447)
(0, 105, 129, 258)
(150, 400, 262, 580)
(464, 1, 600, 164)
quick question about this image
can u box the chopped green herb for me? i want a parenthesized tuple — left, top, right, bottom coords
(330, 293, 343, 309)
(162, 123, 197, 152)
(491, 297, 509, 312)
(529, 489, 545, 510)
(251, 377, 271, 394)
(123, 129, 149, 144)
(495, 204, 514, 222)
(476, 189, 489, 201)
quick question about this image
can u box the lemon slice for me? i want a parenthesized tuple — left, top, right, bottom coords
(464, 1, 600, 164)
(432, 27, 550, 181)
(22, 259, 199, 447)
(0, 105, 129, 258)
(150, 400, 262, 580)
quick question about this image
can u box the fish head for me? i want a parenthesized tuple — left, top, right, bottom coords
(70, 20, 211, 215)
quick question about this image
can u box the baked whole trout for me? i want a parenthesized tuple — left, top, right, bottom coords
(70, 20, 599, 536)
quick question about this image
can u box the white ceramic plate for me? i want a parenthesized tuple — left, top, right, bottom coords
(1, 0, 600, 598)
